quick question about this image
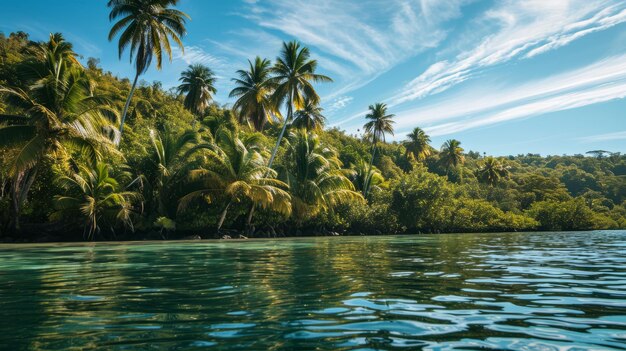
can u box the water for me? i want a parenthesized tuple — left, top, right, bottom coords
(1, 231, 626, 350)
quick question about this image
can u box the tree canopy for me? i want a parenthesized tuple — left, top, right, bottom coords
(0, 31, 624, 241)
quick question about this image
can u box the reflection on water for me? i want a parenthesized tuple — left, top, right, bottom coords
(1, 231, 626, 350)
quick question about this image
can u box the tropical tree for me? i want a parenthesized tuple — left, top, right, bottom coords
(107, 0, 189, 135)
(363, 103, 394, 197)
(292, 98, 326, 131)
(440, 139, 465, 174)
(177, 64, 216, 116)
(349, 159, 384, 198)
(179, 129, 291, 231)
(147, 127, 200, 220)
(278, 130, 362, 225)
(230, 57, 277, 131)
(243, 41, 331, 227)
(52, 163, 139, 240)
(0, 34, 117, 230)
(586, 150, 610, 159)
(266, 41, 332, 169)
(476, 156, 509, 186)
(403, 127, 432, 162)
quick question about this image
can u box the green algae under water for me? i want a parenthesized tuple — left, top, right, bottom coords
(1, 231, 626, 350)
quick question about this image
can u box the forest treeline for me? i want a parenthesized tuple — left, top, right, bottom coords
(1, 29, 624, 241)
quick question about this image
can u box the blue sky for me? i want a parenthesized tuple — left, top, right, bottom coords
(1, 0, 625, 156)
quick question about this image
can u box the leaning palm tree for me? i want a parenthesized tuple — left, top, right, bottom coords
(362, 103, 394, 197)
(177, 64, 216, 116)
(179, 129, 291, 231)
(292, 98, 326, 131)
(278, 130, 362, 225)
(230, 57, 277, 131)
(476, 157, 509, 186)
(107, 0, 190, 135)
(267, 41, 332, 169)
(0, 35, 118, 230)
(243, 42, 332, 228)
(440, 139, 465, 174)
(404, 127, 432, 162)
(52, 163, 139, 240)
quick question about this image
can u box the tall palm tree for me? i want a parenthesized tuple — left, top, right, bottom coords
(179, 129, 291, 231)
(107, 0, 190, 135)
(278, 130, 362, 225)
(404, 127, 432, 162)
(292, 98, 326, 131)
(477, 157, 509, 186)
(243, 42, 331, 228)
(52, 163, 138, 240)
(0, 35, 117, 230)
(440, 139, 465, 174)
(267, 41, 332, 169)
(362, 103, 394, 198)
(177, 64, 216, 116)
(230, 57, 277, 131)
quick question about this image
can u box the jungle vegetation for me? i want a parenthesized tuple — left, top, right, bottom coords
(0, 30, 625, 241)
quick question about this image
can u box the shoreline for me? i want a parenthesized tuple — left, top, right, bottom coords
(0, 228, 611, 245)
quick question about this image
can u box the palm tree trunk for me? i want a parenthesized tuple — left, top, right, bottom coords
(10, 181, 20, 232)
(267, 89, 293, 169)
(248, 90, 294, 226)
(246, 205, 255, 227)
(217, 201, 232, 231)
(363, 142, 377, 198)
(9, 167, 38, 232)
(119, 71, 140, 137)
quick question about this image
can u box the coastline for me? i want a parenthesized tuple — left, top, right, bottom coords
(0, 228, 608, 244)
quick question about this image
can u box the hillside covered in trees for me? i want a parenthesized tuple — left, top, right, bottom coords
(1, 30, 625, 242)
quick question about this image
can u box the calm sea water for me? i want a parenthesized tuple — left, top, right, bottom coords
(1, 231, 626, 350)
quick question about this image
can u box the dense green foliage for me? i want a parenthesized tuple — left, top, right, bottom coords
(1, 31, 624, 241)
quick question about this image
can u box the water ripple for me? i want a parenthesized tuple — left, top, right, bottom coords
(1, 231, 625, 350)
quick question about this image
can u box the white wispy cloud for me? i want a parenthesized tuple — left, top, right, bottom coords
(392, 0, 626, 105)
(320, 52, 626, 134)
(424, 83, 626, 136)
(205, 29, 284, 63)
(172, 46, 223, 67)
(391, 53, 626, 131)
(579, 131, 626, 142)
(242, 0, 467, 84)
(326, 96, 354, 114)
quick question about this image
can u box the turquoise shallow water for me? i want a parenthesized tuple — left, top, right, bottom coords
(1, 231, 626, 350)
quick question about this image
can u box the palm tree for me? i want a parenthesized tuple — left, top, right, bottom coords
(177, 64, 216, 116)
(147, 127, 200, 219)
(477, 157, 509, 186)
(292, 98, 326, 131)
(0, 34, 117, 231)
(230, 57, 277, 131)
(179, 129, 291, 231)
(267, 41, 332, 169)
(349, 159, 384, 198)
(404, 127, 432, 162)
(40, 32, 81, 72)
(107, 0, 190, 135)
(52, 163, 138, 240)
(440, 139, 465, 174)
(278, 130, 362, 225)
(362, 103, 394, 198)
